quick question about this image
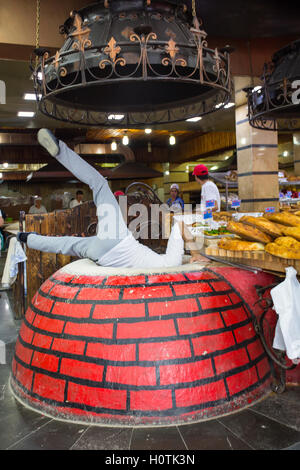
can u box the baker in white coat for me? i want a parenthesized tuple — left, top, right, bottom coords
(193, 164, 221, 213)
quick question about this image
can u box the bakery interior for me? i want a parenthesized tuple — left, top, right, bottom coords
(0, 0, 300, 452)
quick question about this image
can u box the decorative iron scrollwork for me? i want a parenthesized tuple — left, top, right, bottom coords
(31, 1, 233, 127)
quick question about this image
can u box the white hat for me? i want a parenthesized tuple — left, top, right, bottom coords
(170, 183, 179, 190)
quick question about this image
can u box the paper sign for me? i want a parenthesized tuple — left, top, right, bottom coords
(231, 199, 241, 208)
(203, 209, 213, 219)
(265, 207, 275, 213)
(206, 200, 215, 208)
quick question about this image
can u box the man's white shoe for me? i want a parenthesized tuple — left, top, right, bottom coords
(37, 129, 60, 157)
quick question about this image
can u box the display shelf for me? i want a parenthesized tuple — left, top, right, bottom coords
(279, 181, 300, 186)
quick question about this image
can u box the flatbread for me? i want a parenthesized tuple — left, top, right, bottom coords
(240, 216, 282, 238)
(226, 221, 272, 244)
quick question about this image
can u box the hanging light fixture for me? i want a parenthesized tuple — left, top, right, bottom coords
(111, 140, 117, 151)
(169, 135, 176, 145)
(122, 133, 129, 146)
(31, 0, 233, 127)
(244, 39, 300, 131)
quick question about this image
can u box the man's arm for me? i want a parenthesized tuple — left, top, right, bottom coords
(176, 220, 209, 264)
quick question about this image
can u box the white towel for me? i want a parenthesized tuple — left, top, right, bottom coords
(271, 267, 300, 364)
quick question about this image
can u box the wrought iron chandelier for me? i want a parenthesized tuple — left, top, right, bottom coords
(31, 0, 233, 127)
(244, 39, 300, 132)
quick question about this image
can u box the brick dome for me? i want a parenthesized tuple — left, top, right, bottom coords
(10, 259, 273, 426)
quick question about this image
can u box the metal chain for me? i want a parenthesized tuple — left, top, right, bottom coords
(35, 0, 41, 66)
(191, 0, 202, 29)
(192, 0, 196, 17)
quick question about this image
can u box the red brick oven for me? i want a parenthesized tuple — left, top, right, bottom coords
(10, 259, 295, 426)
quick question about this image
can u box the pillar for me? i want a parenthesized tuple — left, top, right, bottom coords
(293, 133, 300, 177)
(235, 78, 279, 212)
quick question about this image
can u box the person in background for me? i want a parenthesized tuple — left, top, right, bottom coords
(192, 164, 221, 212)
(166, 183, 185, 212)
(0, 209, 6, 228)
(28, 196, 47, 214)
(114, 190, 125, 200)
(69, 190, 84, 209)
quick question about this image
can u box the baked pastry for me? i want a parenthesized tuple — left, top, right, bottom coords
(226, 221, 272, 244)
(264, 212, 300, 227)
(281, 226, 300, 241)
(240, 216, 282, 238)
(274, 236, 300, 250)
(218, 238, 265, 251)
(213, 211, 233, 222)
(265, 242, 300, 259)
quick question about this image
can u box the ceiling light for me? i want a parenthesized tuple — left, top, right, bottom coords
(145, 128, 152, 134)
(111, 141, 117, 151)
(169, 135, 176, 146)
(283, 151, 289, 157)
(253, 86, 262, 92)
(225, 156, 231, 160)
(186, 116, 202, 122)
(122, 135, 129, 146)
(210, 166, 218, 170)
(23, 93, 41, 101)
(108, 114, 125, 121)
(0, 173, 3, 179)
(164, 170, 170, 176)
(215, 103, 224, 109)
(26, 172, 33, 182)
(3, 163, 8, 168)
(18, 111, 35, 117)
(224, 102, 235, 108)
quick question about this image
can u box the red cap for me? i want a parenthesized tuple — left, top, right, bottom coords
(192, 164, 209, 176)
(114, 190, 125, 197)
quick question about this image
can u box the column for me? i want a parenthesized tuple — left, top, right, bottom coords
(235, 80, 279, 212)
(293, 133, 300, 176)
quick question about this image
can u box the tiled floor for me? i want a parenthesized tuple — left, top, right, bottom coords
(0, 252, 300, 451)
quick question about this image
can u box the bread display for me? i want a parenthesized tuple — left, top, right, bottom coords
(264, 211, 300, 227)
(226, 221, 272, 244)
(207, 211, 300, 271)
(218, 238, 265, 251)
(239, 216, 282, 238)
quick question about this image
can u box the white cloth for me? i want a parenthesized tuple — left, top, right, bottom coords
(28, 204, 47, 214)
(1, 237, 27, 286)
(201, 180, 221, 212)
(69, 199, 83, 209)
(0, 340, 5, 364)
(271, 267, 300, 364)
(98, 222, 184, 269)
